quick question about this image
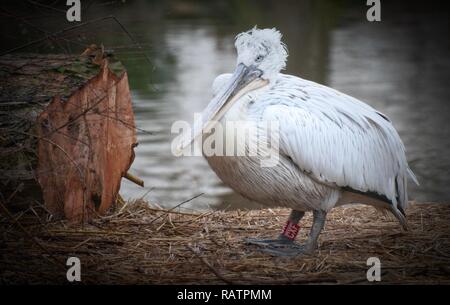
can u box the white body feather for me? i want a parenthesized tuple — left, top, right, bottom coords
(207, 73, 417, 219)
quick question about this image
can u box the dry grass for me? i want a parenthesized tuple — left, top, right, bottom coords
(1, 200, 450, 284)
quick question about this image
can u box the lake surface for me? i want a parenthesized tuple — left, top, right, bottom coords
(3, 1, 448, 209)
(112, 1, 450, 209)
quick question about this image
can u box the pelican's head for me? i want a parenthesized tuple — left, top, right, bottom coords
(235, 27, 288, 82)
(176, 27, 287, 153)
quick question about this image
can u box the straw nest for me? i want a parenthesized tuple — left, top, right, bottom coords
(1, 200, 450, 284)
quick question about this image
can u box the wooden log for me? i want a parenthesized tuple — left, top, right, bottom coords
(0, 52, 137, 222)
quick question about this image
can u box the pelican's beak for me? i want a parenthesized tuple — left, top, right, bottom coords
(176, 63, 268, 153)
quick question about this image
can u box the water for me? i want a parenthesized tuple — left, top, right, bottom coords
(112, 1, 450, 209)
(3, 1, 448, 209)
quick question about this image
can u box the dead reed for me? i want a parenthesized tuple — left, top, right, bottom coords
(1, 200, 449, 284)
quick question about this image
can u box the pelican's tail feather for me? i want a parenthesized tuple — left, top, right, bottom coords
(408, 167, 419, 186)
(375, 205, 408, 231)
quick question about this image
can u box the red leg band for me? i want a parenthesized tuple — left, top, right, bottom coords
(281, 220, 300, 240)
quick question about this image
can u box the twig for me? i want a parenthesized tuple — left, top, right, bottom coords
(0, 8, 88, 51)
(0, 15, 152, 66)
(108, 15, 153, 67)
(145, 207, 201, 217)
(187, 244, 236, 285)
(118, 196, 129, 214)
(48, 229, 131, 236)
(71, 237, 93, 250)
(124, 172, 144, 187)
(148, 193, 204, 225)
(96, 112, 154, 135)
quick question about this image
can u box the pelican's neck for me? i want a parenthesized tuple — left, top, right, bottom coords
(222, 81, 270, 122)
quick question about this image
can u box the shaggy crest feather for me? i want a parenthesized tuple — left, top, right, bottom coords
(235, 27, 288, 81)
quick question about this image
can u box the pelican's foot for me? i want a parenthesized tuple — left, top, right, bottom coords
(245, 237, 313, 257)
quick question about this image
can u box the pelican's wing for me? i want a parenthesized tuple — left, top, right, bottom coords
(212, 73, 233, 97)
(260, 75, 418, 212)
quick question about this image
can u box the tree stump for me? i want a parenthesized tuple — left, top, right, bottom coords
(0, 53, 137, 222)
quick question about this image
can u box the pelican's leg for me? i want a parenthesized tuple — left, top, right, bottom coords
(245, 209, 305, 247)
(303, 209, 327, 253)
(249, 209, 327, 257)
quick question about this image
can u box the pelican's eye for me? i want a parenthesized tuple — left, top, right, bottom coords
(255, 54, 264, 63)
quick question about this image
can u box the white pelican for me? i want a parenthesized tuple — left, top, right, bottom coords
(179, 27, 419, 256)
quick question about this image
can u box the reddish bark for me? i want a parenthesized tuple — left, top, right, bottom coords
(36, 59, 136, 222)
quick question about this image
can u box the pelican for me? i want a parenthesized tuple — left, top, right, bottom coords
(178, 27, 419, 256)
